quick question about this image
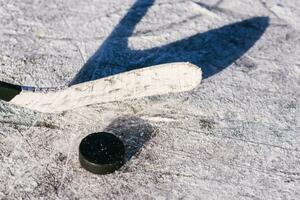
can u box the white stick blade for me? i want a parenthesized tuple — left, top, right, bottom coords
(11, 62, 202, 113)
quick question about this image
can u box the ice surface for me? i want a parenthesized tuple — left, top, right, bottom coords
(0, 0, 299, 199)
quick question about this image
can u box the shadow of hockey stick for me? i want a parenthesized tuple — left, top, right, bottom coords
(70, 0, 269, 85)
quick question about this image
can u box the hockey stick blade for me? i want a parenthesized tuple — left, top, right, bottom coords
(1, 62, 202, 113)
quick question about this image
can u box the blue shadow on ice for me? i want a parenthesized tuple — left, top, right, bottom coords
(70, 0, 269, 85)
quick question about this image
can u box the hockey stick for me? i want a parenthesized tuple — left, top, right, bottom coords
(0, 62, 201, 113)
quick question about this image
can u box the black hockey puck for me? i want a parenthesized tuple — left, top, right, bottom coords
(79, 132, 125, 174)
